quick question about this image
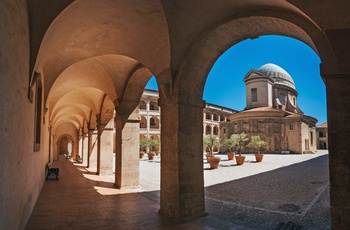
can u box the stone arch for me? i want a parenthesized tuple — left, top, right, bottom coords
(140, 116, 147, 129)
(150, 116, 160, 129)
(174, 9, 335, 103)
(140, 100, 147, 110)
(56, 134, 75, 159)
(149, 101, 159, 111)
(213, 126, 219, 135)
(205, 112, 211, 120)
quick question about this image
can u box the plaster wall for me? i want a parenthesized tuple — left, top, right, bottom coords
(284, 120, 301, 153)
(0, 0, 49, 229)
(246, 81, 270, 109)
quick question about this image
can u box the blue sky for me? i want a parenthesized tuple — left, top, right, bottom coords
(145, 35, 327, 125)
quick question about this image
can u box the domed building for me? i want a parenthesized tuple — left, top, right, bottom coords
(220, 63, 317, 154)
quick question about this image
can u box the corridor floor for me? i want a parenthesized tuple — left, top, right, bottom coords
(26, 152, 330, 230)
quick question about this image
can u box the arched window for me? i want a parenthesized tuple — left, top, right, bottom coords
(140, 116, 147, 128)
(150, 117, 155, 126)
(206, 112, 211, 120)
(205, 125, 211, 135)
(220, 115, 225, 121)
(150, 116, 160, 128)
(149, 101, 159, 111)
(139, 101, 147, 110)
(213, 126, 218, 135)
(213, 114, 218, 121)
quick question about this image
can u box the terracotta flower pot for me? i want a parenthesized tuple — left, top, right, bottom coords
(139, 152, 145, 159)
(147, 152, 155, 160)
(254, 153, 264, 162)
(235, 156, 246, 165)
(227, 152, 235, 160)
(207, 156, 221, 169)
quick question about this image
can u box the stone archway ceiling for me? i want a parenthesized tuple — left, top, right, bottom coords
(100, 96, 115, 127)
(35, 0, 170, 104)
(49, 87, 106, 133)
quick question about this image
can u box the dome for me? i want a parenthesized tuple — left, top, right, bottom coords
(257, 63, 296, 90)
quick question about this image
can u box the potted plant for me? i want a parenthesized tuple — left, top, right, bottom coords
(140, 137, 159, 160)
(203, 134, 221, 169)
(247, 135, 268, 162)
(224, 136, 239, 160)
(147, 138, 160, 160)
(139, 138, 148, 159)
(230, 133, 249, 165)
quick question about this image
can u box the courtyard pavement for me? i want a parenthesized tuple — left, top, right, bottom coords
(26, 150, 329, 229)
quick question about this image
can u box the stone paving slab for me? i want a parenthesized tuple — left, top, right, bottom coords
(26, 151, 329, 229)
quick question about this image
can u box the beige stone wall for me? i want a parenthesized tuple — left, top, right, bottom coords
(245, 77, 272, 109)
(0, 0, 50, 229)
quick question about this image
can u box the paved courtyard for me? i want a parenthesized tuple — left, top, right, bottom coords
(26, 150, 329, 229)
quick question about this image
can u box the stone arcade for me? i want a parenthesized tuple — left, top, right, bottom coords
(1, 1, 350, 229)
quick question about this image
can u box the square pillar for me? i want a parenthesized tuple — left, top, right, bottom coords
(99, 127, 114, 175)
(88, 129, 98, 172)
(158, 97, 207, 223)
(324, 75, 350, 229)
(114, 110, 140, 189)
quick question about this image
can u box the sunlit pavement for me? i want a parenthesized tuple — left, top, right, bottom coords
(26, 151, 329, 229)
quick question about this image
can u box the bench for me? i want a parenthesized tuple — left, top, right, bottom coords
(76, 155, 83, 164)
(46, 162, 59, 181)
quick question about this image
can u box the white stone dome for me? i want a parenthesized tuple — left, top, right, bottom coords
(257, 63, 296, 90)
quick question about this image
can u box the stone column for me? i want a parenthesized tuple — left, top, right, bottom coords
(96, 124, 101, 175)
(79, 135, 83, 159)
(87, 130, 93, 168)
(324, 75, 350, 229)
(99, 124, 114, 175)
(83, 134, 88, 165)
(88, 129, 98, 172)
(158, 97, 207, 223)
(114, 109, 140, 189)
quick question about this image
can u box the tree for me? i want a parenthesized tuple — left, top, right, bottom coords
(247, 135, 268, 154)
(203, 135, 220, 157)
(229, 133, 249, 156)
(140, 137, 160, 152)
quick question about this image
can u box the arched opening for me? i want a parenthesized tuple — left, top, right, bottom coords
(140, 116, 147, 129)
(205, 125, 211, 135)
(139, 100, 147, 110)
(200, 33, 328, 226)
(213, 126, 219, 135)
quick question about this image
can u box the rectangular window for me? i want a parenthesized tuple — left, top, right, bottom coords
(289, 124, 294, 130)
(251, 88, 257, 102)
(279, 93, 286, 105)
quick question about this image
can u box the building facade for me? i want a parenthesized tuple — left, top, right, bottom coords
(139, 89, 237, 143)
(220, 64, 318, 154)
(317, 122, 328, 150)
